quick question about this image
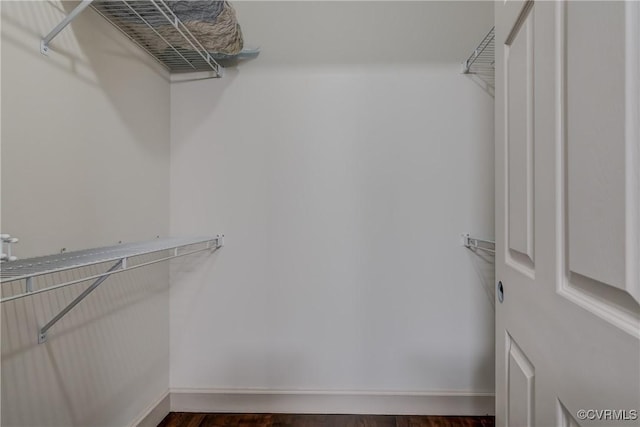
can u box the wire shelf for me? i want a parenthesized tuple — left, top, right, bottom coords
(462, 233, 495, 255)
(462, 27, 495, 89)
(90, 0, 222, 75)
(0, 236, 223, 302)
(1, 235, 223, 342)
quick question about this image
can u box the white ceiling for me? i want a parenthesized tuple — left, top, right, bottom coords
(233, 1, 494, 66)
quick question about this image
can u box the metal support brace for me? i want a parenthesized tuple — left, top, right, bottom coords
(41, 0, 94, 55)
(38, 259, 123, 343)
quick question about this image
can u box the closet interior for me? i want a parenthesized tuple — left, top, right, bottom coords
(1, 1, 496, 426)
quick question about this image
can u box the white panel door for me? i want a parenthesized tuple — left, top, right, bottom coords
(495, 1, 640, 426)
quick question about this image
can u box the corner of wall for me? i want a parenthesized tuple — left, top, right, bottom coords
(132, 391, 171, 427)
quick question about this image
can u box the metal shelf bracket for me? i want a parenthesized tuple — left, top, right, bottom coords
(38, 259, 123, 344)
(41, 0, 94, 55)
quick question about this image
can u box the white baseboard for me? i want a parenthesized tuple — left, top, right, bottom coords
(169, 389, 495, 416)
(132, 391, 170, 427)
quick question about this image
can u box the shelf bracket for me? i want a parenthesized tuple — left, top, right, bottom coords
(38, 259, 123, 344)
(41, 0, 94, 55)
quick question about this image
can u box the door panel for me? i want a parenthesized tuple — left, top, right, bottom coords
(495, 1, 640, 425)
(506, 333, 535, 427)
(566, 1, 627, 292)
(506, 13, 535, 268)
(557, 0, 640, 336)
(557, 400, 581, 427)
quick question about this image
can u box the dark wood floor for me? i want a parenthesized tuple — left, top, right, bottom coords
(158, 413, 495, 427)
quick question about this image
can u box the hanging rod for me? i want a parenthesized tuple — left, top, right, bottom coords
(462, 233, 495, 254)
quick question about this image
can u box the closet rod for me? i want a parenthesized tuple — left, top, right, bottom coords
(41, 0, 94, 55)
(462, 233, 495, 254)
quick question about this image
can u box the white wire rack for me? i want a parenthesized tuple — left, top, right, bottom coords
(1, 236, 223, 300)
(462, 233, 495, 255)
(1, 235, 223, 343)
(462, 27, 495, 89)
(41, 0, 222, 76)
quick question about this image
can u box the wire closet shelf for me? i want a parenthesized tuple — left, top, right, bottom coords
(0, 236, 223, 303)
(41, 0, 222, 75)
(1, 235, 223, 343)
(462, 27, 495, 89)
(462, 233, 495, 254)
(90, 0, 222, 74)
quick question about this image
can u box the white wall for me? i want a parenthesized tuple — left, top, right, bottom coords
(170, 1, 495, 413)
(1, 1, 170, 426)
